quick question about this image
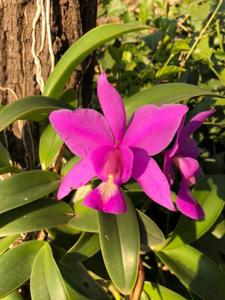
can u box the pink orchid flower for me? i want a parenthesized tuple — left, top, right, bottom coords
(164, 109, 215, 220)
(49, 73, 188, 214)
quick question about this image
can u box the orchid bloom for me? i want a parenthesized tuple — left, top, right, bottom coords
(164, 110, 215, 219)
(49, 73, 188, 214)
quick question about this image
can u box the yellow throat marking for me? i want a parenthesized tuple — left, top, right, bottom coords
(99, 174, 117, 202)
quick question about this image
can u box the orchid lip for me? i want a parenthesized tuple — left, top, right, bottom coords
(98, 174, 117, 202)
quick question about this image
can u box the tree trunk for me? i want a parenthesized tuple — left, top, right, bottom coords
(0, 0, 97, 168)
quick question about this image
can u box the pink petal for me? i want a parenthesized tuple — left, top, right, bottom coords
(132, 148, 175, 211)
(179, 137, 200, 159)
(181, 109, 215, 141)
(97, 73, 126, 142)
(90, 144, 133, 184)
(83, 183, 127, 214)
(57, 158, 95, 200)
(123, 104, 188, 156)
(49, 109, 114, 157)
(173, 156, 200, 183)
(176, 180, 204, 220)
(167, 115, 186, 158)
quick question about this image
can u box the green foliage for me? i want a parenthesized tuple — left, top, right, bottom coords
(0, 241, 45, 298)
(98, 195, 140, 295)
(157, 245, 225, 300)
(30, 244, 70, 300)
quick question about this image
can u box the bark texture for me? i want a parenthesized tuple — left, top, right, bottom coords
(0, 0, 97, 168)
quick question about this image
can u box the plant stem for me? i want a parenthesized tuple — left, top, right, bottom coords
(209, 64, 225, 84)
(129, 256, 145, 300)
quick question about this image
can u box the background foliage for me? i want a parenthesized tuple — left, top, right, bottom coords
(0, 0, 224, 299)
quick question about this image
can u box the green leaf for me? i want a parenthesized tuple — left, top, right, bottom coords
(68, 200, 98, 233)
(172, 39, 190, 54)
(43, 23, 148, 98)
(107, 0, 128, 16)
(1, 291, 24, 300)
(212, 219, 225, 239)
(0, 143, 11, 167)
(60, 261, 110, 300)
(0, 235, 19, 256)
(157, 245, 225, 300)
(142, 281, 186, 300)
(192, 35, 213, 63)
(0, 167, 21, 175)
(0, 96, 72, 131)
(0, 170, 60, 213)
(0, 199, 73, 237)
(156, 65, 185, 79)
(0, 240, 45, 298)
(98, 195, 140, 295)
(125, 83, 218, 119)
(39, 124, 63, 170)
(162, 175, 225, 250)
(137, 210, 165, 252)
(30, 243, 70, 300)
(39, 88, 78, 170)
(61, 232, 100, 264)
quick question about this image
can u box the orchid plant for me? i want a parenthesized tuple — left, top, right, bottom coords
(0, 22, 224, 300)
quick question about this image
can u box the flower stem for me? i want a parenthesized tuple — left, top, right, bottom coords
(129, 256, 145, 300)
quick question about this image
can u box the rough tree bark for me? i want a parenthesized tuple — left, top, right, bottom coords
(0, 0, 97, 168)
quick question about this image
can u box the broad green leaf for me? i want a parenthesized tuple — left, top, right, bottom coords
(142, 281, 186, 300)
(137, 210, 165, 252)
(39, 124, 63, 170)
(98, 195, 140, 295)
(157, 245, 225, 300)
(30, 244, 70, 300)
(1, 291, 23, 300)
(61, 232, 100, 264)
(124, 83, 218, 119)
(0, 235, 19, 256)
(43, 23, 148, 98)
(60, 261, 110, 300)
(162, 175, 225, 250)
(0, 240, 45, 298)
(0, 96, 72, 131)
(68, 200, 98, 233)
(0, 170, 60, 213)
(0, 199, 73, 237)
